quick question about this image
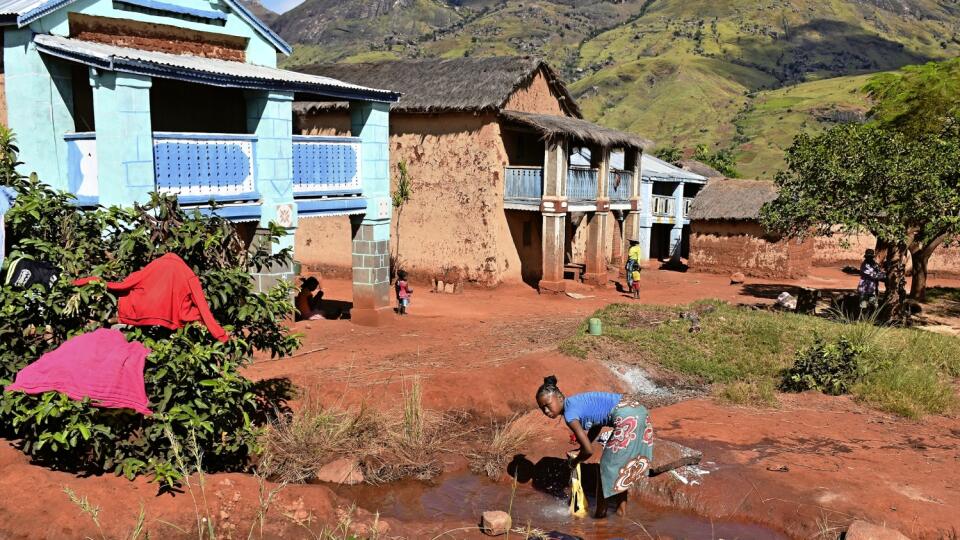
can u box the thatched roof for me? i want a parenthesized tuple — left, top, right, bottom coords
(687, 179, 778, 221)
(500, 110, 652, 150)
(293, 56, 581, 117)
(677, 159, 723, 179)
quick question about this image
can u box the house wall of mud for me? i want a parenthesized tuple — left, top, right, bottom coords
(689, 220, 813, 279)
(295, 112, 522, 285)
(814, 234, 960, 278)
(294, 71, 577, 286)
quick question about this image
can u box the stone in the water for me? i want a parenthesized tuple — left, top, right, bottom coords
(845, 520, 911, 540)
(315, 457, 364, 485)
(650, 439, 702, 476)
(480, 510, 511, 536)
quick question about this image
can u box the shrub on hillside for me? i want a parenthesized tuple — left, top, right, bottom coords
(0, 127, 299, 485)
(780, 335, 864, 396)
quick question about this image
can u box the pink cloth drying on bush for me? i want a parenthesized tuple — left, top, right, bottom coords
(6, 328, 152, 415)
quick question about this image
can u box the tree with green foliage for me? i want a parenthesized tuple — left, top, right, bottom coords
(0, 127, 299, 485)
(694, 144, 739, 178)
(391, 160, 412, 276)
(760, 123, 960, 317)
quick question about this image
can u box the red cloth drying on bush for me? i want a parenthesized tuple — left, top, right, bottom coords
(6, 329, 152, 415)
(73, 253, 228, 342)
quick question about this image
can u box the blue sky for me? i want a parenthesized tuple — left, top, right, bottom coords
(259, 0, 303, 14)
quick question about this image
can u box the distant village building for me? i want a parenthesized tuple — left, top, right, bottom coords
(0, 0, 403, 323)
(294, 57, 706, 291)
(686, 179, 814, 279)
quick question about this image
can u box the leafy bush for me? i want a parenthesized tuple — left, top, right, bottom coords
(0, 127, 300, 485)
(780, 335, 864, 395)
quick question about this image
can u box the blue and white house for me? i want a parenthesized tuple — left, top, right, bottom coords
(0, 0, 401, 321)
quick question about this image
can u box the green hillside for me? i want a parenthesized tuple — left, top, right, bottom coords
(277, 0, 960, 177)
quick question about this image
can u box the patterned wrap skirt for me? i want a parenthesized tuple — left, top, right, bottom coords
(599, 398, 653, 499)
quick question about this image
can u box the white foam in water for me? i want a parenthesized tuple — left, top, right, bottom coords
(608, 363, 670, 396)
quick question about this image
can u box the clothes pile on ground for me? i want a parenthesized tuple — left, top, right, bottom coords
(4, 253, 227, 415)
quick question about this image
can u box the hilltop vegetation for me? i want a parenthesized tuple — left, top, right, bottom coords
(274, 0, 960, 177)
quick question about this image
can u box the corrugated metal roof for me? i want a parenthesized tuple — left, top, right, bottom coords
(0, 0, 290, 54)
(570, 149, 706, 183)
(33, 35, 400, 102)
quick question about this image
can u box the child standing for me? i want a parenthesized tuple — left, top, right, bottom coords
(395, 270, 413, 315)
(630, 268, 641, 299)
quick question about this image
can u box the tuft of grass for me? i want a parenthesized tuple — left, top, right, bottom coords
(259, 401, 379, 484)
(468, 415, 539, 480)
(566, 301, 960, 418)
(716, 380, 778, 408)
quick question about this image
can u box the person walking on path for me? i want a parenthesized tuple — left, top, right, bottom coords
(536, 375, 654, 518)
(857, 249, 886, 313)
(625, 239, 642, 292)
(395, 270, 413, 315)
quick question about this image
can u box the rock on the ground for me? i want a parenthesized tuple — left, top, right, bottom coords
(730, 272, 745, 284)
(650, 439, 702, 476)
(845, 520, 911, 540)
(314, 458, 364, 485)
(480, 510, 511, 536)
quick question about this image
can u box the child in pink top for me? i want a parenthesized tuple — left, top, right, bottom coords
(395, 270, 413, 315)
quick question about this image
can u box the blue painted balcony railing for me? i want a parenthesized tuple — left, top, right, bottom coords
(608, 170, 632, 201)
(652, 195, 674, 217)
(153, 132, 258, 204)
(292, 135, 362, 197)
(567, 168, 599, 201)
(64, 132, 99, 205)
(504, 166, 544, 201)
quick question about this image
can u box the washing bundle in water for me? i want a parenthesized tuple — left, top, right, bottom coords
(569, 462, 588, 518)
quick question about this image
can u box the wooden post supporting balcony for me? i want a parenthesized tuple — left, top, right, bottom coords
(622, 148, 643, 265)
(539, 141, 568, 294)
(584, 145, 611, 287)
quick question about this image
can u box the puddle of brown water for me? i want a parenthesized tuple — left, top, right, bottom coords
(331, 473, 789, 540)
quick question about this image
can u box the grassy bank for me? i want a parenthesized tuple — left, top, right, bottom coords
(561, 301, 960, 418)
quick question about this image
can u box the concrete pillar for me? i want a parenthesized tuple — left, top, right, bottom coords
(350, 101, 392, 324)
(3, 29, 75, 190)
(584, 145, 610, 286)
(247, 90, 296, 290)
(91, 70, 154, 207)
(622, 148, 643, 264)
(539, 140, 568, 293)
(670, 181, 686, 261)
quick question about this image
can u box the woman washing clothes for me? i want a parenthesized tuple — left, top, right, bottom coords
(536, 375, 653, 518)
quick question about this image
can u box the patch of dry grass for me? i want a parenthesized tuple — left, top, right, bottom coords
(468, 415, 539, 480)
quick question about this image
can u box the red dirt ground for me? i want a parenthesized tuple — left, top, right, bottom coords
(0, 266, 958, 539)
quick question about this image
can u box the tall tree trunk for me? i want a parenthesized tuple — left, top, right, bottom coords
(908, 234, 947, 303)
(879, 241, 910, 325)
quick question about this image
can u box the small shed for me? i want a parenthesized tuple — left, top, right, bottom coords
(686, 179, 813, 279)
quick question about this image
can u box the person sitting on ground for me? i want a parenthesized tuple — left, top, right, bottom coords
(295, 277, 324, 321)
(625, 239, 642, 291)
(630, 268, 642, 300)
(857, 249, 886, 312)
(536, 375, 653, 518)
(395, 270, 413, 315)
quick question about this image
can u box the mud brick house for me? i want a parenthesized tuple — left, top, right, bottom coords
(687, 179, 814, 279)
(571, 149, 706, 264)
(293, 57, 654, 292)
(0, 0, 405, 323)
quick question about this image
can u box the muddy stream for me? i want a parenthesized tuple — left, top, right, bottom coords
(332, 472, 787, 539)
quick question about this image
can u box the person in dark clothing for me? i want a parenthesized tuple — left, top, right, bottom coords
(295, 277, 324, 321)
(857, 249, 886, 312)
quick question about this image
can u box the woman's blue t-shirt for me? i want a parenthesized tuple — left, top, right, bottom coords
(563, 392, 622, 430)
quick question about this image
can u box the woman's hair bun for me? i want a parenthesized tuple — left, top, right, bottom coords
(543, 375, 558, 386)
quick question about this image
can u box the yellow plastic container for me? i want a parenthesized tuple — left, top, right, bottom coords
(569, 463, 588, 518)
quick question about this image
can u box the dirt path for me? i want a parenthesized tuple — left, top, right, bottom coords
(0, 267, 958, 538)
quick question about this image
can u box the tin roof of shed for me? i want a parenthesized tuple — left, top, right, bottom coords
(33, 34, 400, 102)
